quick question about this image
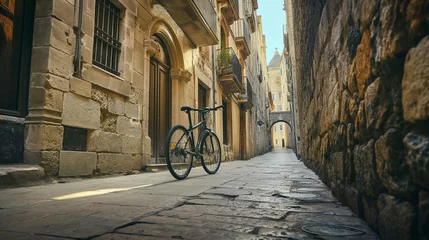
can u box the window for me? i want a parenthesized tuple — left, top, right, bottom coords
(272, 93, 275, 101)
(274, 126, 276, 132)
(280, 125, 283, 131)
(93, 0, 121, 75)
(0, 0, 35, 117)
(276, 139, 278, 144)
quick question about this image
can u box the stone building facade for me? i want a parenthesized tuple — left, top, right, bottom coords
(0, 0, 270, 178)
(267, 49, 293, 149)
(286, 0, 429, 239)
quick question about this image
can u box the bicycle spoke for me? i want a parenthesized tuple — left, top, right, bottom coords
(165, 125, 193, 180)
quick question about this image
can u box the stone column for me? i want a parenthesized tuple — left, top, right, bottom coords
(170, 68, 192, 127)
(24, 0, 76, 176)
(141, 38, 158, 166)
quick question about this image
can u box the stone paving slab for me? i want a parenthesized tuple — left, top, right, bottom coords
(0, 149, 378, 239)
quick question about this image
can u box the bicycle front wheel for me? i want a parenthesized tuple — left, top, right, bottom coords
(200, 131, 221, 174)
(165, 125, 194, 180)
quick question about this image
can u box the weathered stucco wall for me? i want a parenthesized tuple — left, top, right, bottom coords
(292, 0, 429, 239)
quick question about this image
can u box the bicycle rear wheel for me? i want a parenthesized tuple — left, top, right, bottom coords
(165, 125, 193, 180)
(200, 131, 221, 174)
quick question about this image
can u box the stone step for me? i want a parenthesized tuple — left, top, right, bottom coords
(145, 161, 205, 172)
(0, 164, 46, 187)
(145, 164, 169, 172)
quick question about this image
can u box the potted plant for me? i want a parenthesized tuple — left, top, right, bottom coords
(217, 48, 232, 76)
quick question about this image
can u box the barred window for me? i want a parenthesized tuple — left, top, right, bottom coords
(93, 0, 121, 76)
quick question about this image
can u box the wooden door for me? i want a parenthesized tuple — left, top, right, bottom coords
(149, 37, 171, 163)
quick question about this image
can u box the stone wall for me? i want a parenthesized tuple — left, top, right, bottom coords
(291, 0, 429, 239)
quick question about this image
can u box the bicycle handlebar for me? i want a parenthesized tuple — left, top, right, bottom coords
(180, 105, 223, 113)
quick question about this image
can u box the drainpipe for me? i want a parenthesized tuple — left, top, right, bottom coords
(212, 45, 217, 131)
(73, 0, 83, 78)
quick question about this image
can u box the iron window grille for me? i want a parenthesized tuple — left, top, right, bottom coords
(93, 0, 121, 76)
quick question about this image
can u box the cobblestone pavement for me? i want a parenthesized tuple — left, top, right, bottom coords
(0, 149, 378, 239)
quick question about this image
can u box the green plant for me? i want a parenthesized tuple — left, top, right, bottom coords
(217, 48, 232, 75)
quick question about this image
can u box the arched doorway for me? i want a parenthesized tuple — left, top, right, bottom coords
(270, 120, 293, 150)
(149, 36, 171, 164)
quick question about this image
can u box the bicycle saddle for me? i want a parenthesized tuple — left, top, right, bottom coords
(181, 106, 192, 112)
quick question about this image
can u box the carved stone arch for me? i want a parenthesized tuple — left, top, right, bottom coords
(145, 17, 191, 131)
(147, 18, 186, 74)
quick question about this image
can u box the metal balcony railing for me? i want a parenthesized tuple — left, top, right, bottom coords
(232, 19, 251, 49)
(232, 0, 239, 16)
(193, 0, 217, 37)
(216, 47, 242, 83)
(245, 77, 253, 103)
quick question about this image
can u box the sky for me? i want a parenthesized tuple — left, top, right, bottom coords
(256, 0, 286, 63)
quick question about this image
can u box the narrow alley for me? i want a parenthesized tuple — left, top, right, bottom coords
(0, 150, 377, 239)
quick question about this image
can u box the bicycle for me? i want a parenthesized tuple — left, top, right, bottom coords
(165, 105, 223, 180)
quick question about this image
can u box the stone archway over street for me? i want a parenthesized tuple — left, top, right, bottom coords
(269, 111, 295, 150)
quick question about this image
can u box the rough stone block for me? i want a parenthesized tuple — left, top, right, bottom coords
(132, 71, 144, 90)
(97, 153, 132, 174)
(25, 124, 63, 151)
(82, 64, 110, 89)
(364, 78, 389, 130)
(108, 94, 125, 115)
(419, 190, 429, 237)
(123, 63, 132, 82)
(100, 111, 118, 133)
(28, 86, 63, 112)
(403, 36, 429, 122)
(59, 151, 97, 177)
(36, 0, 74, 26)
(345, 186, 363, 217)
(404, 132, 429, 190)
(355, 30, 371, 98)
(122, 136, 142, 154)
(62, 93, 100, 129)
(126, 154, 142, 170)
(53, 0, 74, 25)
(84, 0, 96, 17)
(116, 116, 142, 138)
(142, 153, 151, 166)
(24, 151, 60, 176)
(32, 47, 72, 79)
(378, 194, 417, 240)
(33, 17, 74, 54)
(362, 196, 378, 231)
(353, 140, 384, 197)
(82, 13, 94, 37)
(143, 136, 151, 155)
(376, 129, 416, 198)
(109, 78, 131, 97)
(87, 130, 122, 153)
(125, 102, 141, 120)
(31, 73, 69, 92)
(70, 77, 92, 98)
(379, 0, 413, 66)
(91, 86, 108, 109)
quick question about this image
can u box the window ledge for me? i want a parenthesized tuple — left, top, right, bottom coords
(81, 64, 131, 97)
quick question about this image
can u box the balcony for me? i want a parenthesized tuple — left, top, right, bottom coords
(216, 48, 243, 94)
(217, 0, 239, 25)
(247, 10, 256, 33)
(157, 0, 218, 47)
(252, 0, 259, 10)
(231, 19, 251, 60)
(238, 77, 253, 110)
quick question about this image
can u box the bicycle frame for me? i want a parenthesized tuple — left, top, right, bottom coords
(184, 110, 212, 159)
